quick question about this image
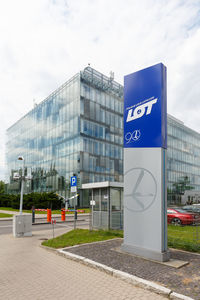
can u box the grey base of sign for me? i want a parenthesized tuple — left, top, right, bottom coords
(121, 243, 170, 262)
(123, 147, 169, 262)
(13, 215, 32, 237)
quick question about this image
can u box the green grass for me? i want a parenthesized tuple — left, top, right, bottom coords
(42, 229, 123, 249)
(0, 212, 13, 218)
(168, 224, 196, 241)
(0, 207, 90, 214)
(0, 207, 34, 214)
(1, 207, 199, 253)
(42, 225, 200, 253)
(0, 207, 19, 212)
(168, 225, 200, 253)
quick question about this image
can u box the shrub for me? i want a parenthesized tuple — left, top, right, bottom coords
(0, 192, 62, 210)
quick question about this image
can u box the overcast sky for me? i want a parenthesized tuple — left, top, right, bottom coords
(0, 0, 200, 181)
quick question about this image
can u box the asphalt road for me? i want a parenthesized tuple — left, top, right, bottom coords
(0, 216, 90, 235)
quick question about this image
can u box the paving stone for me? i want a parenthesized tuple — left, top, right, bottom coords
(63, 238, 199, 299)
(0, 229, 166, 300)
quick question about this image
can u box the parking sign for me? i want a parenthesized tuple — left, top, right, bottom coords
(71, 176, 77, 193)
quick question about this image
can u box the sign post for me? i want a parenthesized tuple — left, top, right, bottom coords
(90, 189, 95, 230)
(51, 219, 56, 239)
(122, 63, 169, 262)
(71, 176, 77, 230)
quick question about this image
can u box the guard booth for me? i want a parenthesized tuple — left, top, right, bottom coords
(82, 181, 123, 230)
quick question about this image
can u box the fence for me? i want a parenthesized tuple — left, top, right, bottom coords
(92, 211, 123, 230)
(167, 213, 200, 252)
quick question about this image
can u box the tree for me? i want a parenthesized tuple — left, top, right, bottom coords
(0, 181, 5, 194)
(171, 176, 194, 204)
(172, 176, 193, 194)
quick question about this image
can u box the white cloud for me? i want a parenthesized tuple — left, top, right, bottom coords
(0, 0, 200, 180)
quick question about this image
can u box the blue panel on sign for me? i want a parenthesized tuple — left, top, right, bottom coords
(71, 176, 77, 187)
(124, 63, 167, 148)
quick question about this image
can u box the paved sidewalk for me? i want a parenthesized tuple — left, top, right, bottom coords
(0, 229, 166, 300)
(65, 238, 200, 299)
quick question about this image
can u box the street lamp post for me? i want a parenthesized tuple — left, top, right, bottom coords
(13, 156, 32, 238)
(18, 156, 24, 215)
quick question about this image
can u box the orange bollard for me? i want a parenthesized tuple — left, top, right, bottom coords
(47, 208, 52, 223)
(61, 209, 65, 221)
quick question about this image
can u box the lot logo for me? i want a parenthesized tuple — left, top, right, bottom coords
(124, 167, 157, 212)
(126, 98, 157, 123)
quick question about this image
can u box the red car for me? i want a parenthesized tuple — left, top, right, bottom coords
(167, 208, 200, 225)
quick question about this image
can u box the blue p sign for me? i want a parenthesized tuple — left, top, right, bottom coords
(71, 176, 77, 187)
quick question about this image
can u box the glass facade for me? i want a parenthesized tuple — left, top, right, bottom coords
(6, 67, 124, 206)
(79, 68, 123, 185)
(6, 67, 200, 207)
(167, 115, 200, 204)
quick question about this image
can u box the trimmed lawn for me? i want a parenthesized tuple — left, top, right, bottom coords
(0, 207, 19, 212)
(1, 208, 198, 252)
(42, 226, 200, 253)
(168, 224, 196, 242)
(0, 207, 90, 214)
(42, 229, 123, 249)
(168, 224, 200, 253)
(0, 207, 34, 214)
(0, 212, 13, 218)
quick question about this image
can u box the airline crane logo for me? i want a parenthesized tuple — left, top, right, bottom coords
(124, 167, 157, 212)
(126, 98, 157, 123)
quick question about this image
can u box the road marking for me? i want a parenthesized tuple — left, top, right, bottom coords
(0, 225, 12, 228)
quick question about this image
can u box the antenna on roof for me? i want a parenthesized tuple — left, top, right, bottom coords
(33, 99, 37, 108)
(110, 71, 114, 81)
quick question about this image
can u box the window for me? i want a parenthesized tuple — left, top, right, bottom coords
(167, 210, 176, 214)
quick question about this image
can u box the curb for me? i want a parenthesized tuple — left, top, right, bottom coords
(169, 292, 194, 300)
(56, 248, 194, 300)
(0, 218, 86, 224)
(0, 213, 90, 222)
(32, 218, 86, 225)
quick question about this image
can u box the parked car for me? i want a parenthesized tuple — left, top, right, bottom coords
(167, 208, 200, 225)
(182, 205, 200, 215)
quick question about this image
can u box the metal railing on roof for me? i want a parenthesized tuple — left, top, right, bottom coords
(80, 66, 123, 98)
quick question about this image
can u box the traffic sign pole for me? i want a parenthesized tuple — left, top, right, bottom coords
(92, 189, 94, 230)
(89, 191, 95, 231)
(71, 176, 77, 230)
(74, 193, 76, 230)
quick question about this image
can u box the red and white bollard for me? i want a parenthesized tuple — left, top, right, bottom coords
(47, 208, 52, 223)
(61, 209, 65, 221)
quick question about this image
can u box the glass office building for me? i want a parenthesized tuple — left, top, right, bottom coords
(167, 114, 200, 204)
(6, 66, 200, 206)
(6, 67, 124, 206)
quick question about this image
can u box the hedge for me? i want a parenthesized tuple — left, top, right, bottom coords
(0, 192, 62, 210)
